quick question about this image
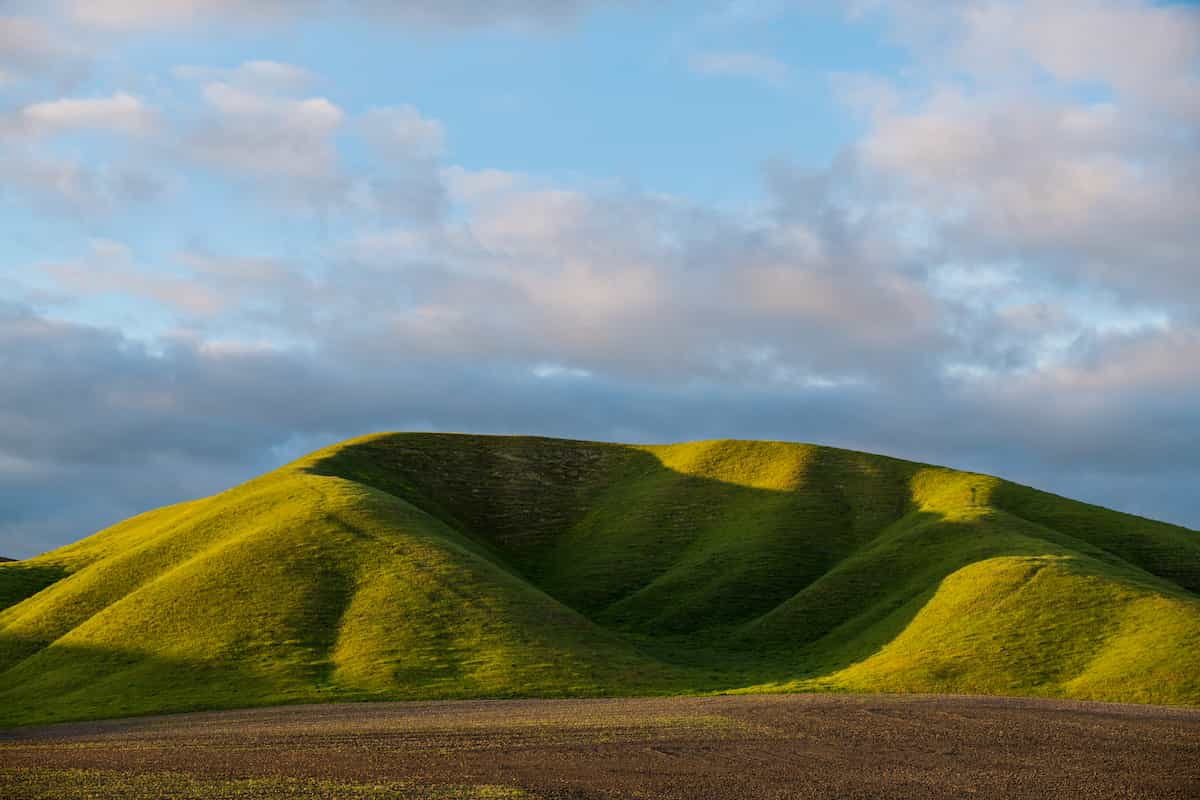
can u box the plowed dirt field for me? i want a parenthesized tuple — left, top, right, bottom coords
(3, 694, 1198, 799)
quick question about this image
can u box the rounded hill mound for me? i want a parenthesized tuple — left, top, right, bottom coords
(2, 433, 1198, 726)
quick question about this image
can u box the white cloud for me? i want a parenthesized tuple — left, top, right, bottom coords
(855, 0, 1200, 117)
(956, 0, 1200, 117)
(68, 0, 275, 30)
(172, 60, 317, 94)
(183, 82, 344, 180)
(163, 78, 450, 218)
(20, 92, 154, 136)
(201, 82, 340, 128)
(849, 0, 1200, 307)
(360, 105, 446, 160)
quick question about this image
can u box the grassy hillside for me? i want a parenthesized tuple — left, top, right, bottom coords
(2, 433, 1198, 726)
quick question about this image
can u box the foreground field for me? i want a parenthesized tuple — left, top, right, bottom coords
(2, 695, 1199, 799)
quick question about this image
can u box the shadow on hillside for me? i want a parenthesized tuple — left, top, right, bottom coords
(0, 562, 68, 614)
(303, 434, 1042, 689)
(990, 479, 1200, 597)
(0, 632, 301, 731)
(305, 434, 903, 618)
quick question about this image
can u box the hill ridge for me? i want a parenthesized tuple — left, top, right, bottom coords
(2, 432, 1198, 726)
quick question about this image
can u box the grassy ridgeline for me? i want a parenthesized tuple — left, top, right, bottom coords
(1, 433, 1198, 726)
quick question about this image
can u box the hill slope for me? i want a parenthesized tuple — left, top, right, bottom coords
(2, 433, 1198, 726)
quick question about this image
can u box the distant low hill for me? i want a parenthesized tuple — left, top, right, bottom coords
(2, 433, 1198, 727)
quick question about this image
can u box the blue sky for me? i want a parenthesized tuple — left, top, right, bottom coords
(1, 0, 1199, 557)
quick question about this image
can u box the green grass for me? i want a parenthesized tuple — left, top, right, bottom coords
(2, 433, 1198, 727)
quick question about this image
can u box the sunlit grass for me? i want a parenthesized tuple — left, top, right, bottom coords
(1, 433, 1197, 727)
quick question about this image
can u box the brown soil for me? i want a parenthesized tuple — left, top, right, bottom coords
(3, 694, 1199, 799)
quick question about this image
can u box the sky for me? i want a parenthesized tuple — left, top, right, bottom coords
(1, 0, 1199, 558)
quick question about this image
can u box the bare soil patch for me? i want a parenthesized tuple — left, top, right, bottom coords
(3, 694, 1198, 799)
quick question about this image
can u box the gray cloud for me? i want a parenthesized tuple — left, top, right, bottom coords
(8, 154, 1200, 559)
(0, 147, 168, 217)
(4, 294, 1200, 560)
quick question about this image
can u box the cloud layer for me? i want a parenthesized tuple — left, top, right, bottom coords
(1, 0, 1198, 556)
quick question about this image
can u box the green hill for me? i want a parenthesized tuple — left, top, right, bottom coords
(2, 433, 1198, 726)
